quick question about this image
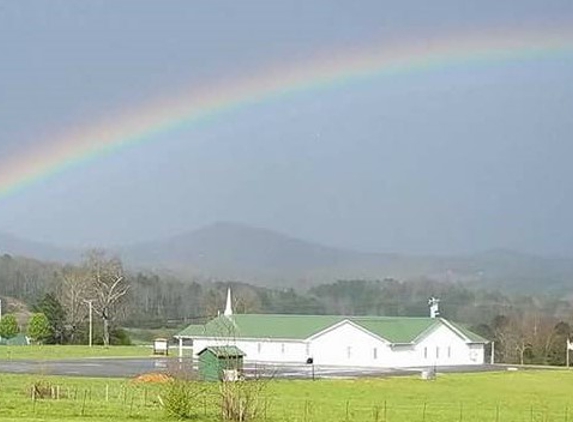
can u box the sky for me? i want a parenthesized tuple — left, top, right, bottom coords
(0, 0, 572, 255)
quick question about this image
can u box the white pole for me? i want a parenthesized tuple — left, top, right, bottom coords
(0, 298, 3, 321)
(490, 341, 495, 365)
(88, 301, 93, 348)
(178, 337, 183, 358)
(84, 300, 93, 348)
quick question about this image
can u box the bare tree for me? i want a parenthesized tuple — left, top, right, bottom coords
(84, 250, 130, 347)
(234, 287, 262, 314)
(58, 265, 91, 343)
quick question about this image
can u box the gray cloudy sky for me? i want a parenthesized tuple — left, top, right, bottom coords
(0, 0, 572, 255)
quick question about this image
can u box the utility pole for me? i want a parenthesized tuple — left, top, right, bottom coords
(84, 300, 93, 348)
(0, 298, 3, 321)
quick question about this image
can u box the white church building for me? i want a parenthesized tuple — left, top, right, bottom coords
(175, 291, 488, 368)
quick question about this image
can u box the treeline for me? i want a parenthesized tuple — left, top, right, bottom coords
(1, 252, 573, 364)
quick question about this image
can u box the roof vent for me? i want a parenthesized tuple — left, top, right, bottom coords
(428, 297, 440, 318)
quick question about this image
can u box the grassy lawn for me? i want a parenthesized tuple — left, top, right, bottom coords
(0, 345, 152, 361)
(0, 370, 573, 421)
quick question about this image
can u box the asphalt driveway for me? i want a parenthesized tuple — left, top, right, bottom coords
(0, 357, 510, 379)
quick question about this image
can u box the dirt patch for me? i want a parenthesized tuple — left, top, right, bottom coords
(132, 373, 173, 384)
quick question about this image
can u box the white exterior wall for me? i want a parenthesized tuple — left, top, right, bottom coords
(405, 324, 484, 367)
(309, 322, 390, 367)
(192, 337, 309, 363)
(184, 319, 485, 368)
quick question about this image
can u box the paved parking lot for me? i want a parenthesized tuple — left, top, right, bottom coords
(0, 357, 507, 379)
(0, 358, 175, 378)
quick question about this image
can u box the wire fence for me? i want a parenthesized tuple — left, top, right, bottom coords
(16, 382, 573, 422)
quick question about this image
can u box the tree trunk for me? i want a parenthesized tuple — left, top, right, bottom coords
(103, 310, 110, 347)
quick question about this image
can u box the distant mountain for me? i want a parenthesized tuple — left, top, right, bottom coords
(0, 232, 78, 263)
(3, 223, 573, 292)
(119, 222, 573, 292)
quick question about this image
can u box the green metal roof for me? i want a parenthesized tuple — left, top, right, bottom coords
(177, 314, 487, 344)
(198, 345, 245, 358)
(351, 317, 438, 343)
(448, 321, 490, 343)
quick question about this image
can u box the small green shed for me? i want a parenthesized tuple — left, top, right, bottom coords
(0, 334, 30, 346)
(198, 346, 245, 381)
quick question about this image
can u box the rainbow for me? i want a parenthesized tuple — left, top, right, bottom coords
(1, 27, 572, 200)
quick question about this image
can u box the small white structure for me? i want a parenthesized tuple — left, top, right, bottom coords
(175, 291, 488, 368)
(153, 338, 169, 355)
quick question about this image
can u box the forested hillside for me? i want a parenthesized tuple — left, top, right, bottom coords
(1, 252, 572, 365)
(5, 223, 573, 293)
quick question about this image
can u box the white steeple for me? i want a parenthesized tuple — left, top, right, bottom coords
(224, 288, 233, 316)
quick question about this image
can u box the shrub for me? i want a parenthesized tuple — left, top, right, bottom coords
(159, 378, 204, 419)
(111, 328, 132, 345)
(220, 379, 270, 421)
(0, 314, 20, 339)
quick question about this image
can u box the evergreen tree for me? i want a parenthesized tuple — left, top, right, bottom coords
(27, 313, 53, 344)
(35, 293, 67, 344)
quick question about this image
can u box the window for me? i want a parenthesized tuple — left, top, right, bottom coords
(424, 347, 428, 359)
(436, 346, 440, 359)
(257, 343, 262, 354)
(347, 346, 352, 359)
(373, 348, 378, 360)
(281, 343, 285, 354)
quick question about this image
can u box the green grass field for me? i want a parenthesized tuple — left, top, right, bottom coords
(0, 370, 573, 421)
(0, 345, 152, 360)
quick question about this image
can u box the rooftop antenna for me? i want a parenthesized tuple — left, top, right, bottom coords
(224, 288, 233, 316)
(428, 297, 440, 318)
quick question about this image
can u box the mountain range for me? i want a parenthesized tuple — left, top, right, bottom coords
(2, 222, 573, 292)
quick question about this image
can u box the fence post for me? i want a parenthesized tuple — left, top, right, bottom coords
(264, 397, 268, 422)
(422, 402, 427, 422)
(384, 400, 387, 422)
(459, 402, 463, 422)
(130, 391, 135, 416)
(81, 390, 88, 416)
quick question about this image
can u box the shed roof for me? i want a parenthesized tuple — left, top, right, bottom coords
(198, 345, 245, 358)
(177, 314, 487, 344)
(0, 334, 30, 346)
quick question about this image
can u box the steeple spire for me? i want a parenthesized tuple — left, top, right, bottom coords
(224, 288, 233, 316)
